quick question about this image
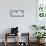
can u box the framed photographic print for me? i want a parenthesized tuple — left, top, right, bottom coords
(10, 10, 24, 17)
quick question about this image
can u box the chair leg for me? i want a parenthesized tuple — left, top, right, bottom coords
(4, 41, 7, 46)
(4, 33, 7, 46)
(16, 33, 18, 46)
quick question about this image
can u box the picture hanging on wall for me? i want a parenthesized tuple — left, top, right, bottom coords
(10, 10, 24, 17)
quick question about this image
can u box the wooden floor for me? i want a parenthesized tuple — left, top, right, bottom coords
(0, 42, 46, 46)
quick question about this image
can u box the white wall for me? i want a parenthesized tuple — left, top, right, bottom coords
(0, 0, 36, 42)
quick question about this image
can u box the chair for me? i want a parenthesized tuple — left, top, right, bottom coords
(4, 33, 18, 46)
(4, 27, 19, 46)
(18, 33, 30, 46)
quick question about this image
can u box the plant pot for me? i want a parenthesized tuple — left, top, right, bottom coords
(37, 39, 40, 43)
(40, 38, 45, 43)
(37, 39, 45, 44)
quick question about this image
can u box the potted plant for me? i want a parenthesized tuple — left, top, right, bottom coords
(33, 32, 46, 43)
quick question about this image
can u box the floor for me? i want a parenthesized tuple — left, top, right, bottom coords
(0, 42, 46, 46)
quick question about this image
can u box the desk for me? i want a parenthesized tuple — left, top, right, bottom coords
(4, 33, 18, 46)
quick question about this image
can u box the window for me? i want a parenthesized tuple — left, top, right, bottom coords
(37, 0, 46, 18)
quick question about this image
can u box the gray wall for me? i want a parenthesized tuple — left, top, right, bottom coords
(0, 0, 36, 42)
